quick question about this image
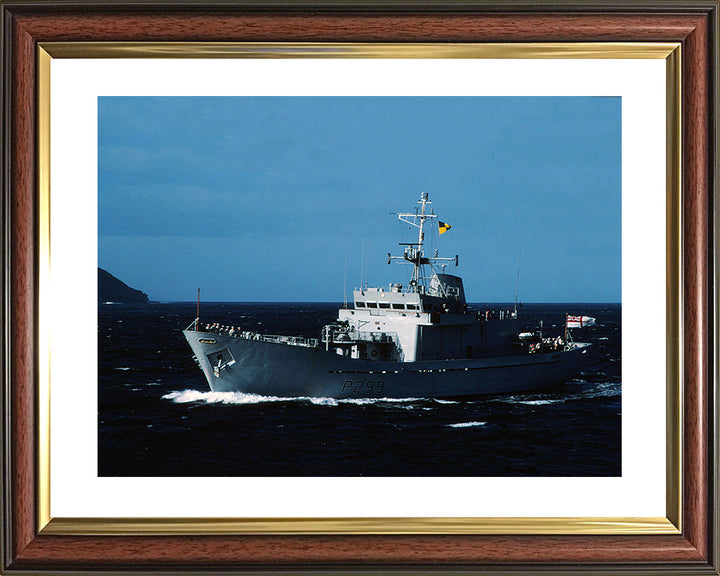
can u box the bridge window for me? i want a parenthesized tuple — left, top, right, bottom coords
(378, 302, 390, 309)
(355, 302, 365, 308)
(366, 302, 378, 308)
(392, 303, 405, 309)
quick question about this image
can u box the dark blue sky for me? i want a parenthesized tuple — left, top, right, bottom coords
(98, 96, 621, 303)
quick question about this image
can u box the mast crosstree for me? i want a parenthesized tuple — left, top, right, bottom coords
(388, 192, 457, 291)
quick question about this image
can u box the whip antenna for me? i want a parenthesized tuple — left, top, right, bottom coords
(196, 288, 200, 330)
(343, 244, 348, 309)
(514, 249, 521, 315)
(360, 240, 364, 291)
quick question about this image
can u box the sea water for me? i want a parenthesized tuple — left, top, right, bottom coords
(98, 302, 621, 476)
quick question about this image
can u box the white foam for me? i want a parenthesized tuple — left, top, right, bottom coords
(341, 397, 425, 405)
(163, 390, 430, 407)
(447, 421, 487, 428)
(162, 390, 284, 404)
(308, 397, 338, 406)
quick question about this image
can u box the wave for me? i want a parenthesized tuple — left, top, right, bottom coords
(447, 421, 487, 428)
(162, 384, 620, 409)
(493, 381, 621, 407)
(579, 382, 622, 399)
(492, 395, 560, 406)
(163, 390, 435, 407)
(163, 390, 280, 404)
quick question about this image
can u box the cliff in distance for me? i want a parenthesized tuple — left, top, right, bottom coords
(98, 268, 150, 304)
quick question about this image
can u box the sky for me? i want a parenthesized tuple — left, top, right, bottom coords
(98, 96, 621, 303)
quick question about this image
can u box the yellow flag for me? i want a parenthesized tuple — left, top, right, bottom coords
(438, 221, 452, 234)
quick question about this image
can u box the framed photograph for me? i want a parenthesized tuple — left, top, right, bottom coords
(2, 1, 717, 574)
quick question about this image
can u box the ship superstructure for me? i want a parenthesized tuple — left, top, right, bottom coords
(184, 194, 591, 399)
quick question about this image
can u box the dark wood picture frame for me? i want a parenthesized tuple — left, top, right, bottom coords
(1, 1, 717, 573)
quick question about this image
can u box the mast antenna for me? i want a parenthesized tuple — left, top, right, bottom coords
(196, 288, 200, 330)
(514, 249, 521, 314)
(343, 245, 348, 308)
(360, 240, 364, 291)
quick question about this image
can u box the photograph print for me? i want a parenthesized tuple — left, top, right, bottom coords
(98, 95, 621, 477)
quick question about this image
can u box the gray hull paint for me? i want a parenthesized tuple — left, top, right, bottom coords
(184, 330, 590, 399)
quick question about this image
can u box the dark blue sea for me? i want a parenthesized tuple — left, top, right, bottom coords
(98, 302, 621, 477)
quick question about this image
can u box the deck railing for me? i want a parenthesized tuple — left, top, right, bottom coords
(188, 322, 319, 348)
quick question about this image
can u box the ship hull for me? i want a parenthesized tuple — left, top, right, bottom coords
(184, 330, 590, 399)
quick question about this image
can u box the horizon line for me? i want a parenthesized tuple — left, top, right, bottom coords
(119, 300, 622, 306)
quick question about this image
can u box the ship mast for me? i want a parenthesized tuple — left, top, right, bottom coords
(388, 193, 457, 292)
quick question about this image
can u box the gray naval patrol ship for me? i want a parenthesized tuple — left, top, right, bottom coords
(184, 194, 591, 399)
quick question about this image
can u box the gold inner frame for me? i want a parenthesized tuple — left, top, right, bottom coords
(36, 41, 682, 536)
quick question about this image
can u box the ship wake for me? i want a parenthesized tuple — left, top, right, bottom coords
(162, 389, 455, 407)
